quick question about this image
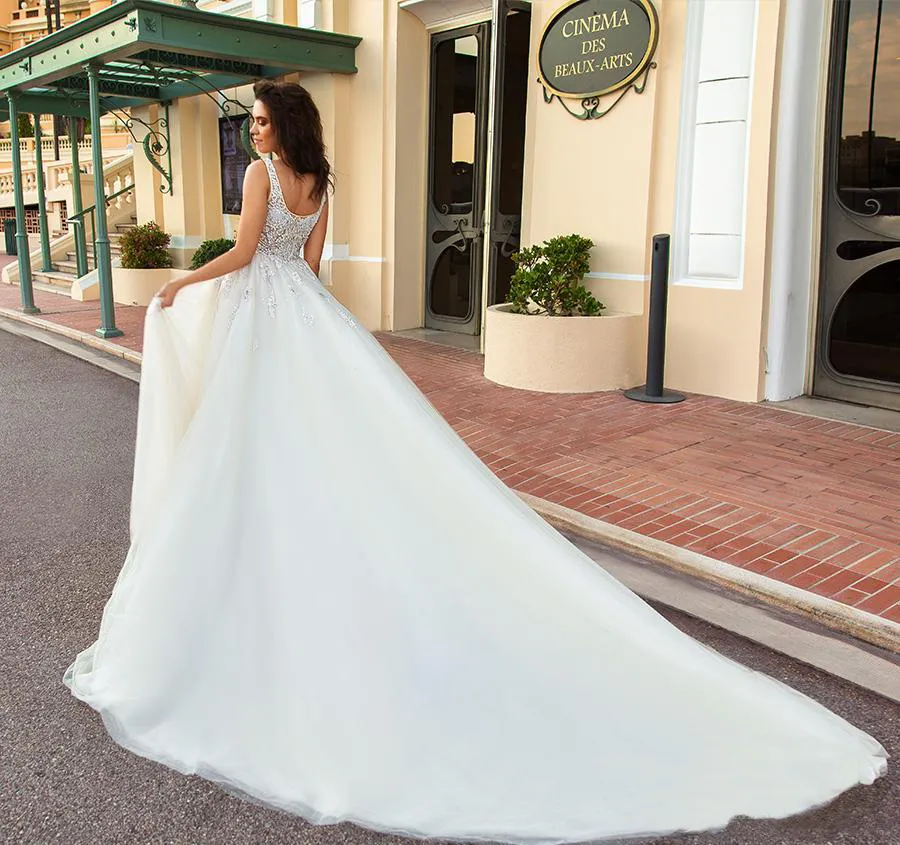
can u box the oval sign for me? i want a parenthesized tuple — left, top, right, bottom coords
(538, 0, 659, 99)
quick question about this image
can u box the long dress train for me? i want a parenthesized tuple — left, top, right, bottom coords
(65, 159, 887, 845)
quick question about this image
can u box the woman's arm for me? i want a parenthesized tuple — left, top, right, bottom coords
(157, 160, 270, 308)
(303, 197, 329, 276)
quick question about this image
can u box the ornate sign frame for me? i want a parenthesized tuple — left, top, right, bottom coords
(537, 0, 659, 121)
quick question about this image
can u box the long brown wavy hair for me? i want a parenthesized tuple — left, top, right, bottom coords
(253, 80, 333, 202)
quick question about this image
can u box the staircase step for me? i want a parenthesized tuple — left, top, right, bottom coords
(32, 281, 73, 296)
(65, 253, 94, 266)
(33, 269, 75, 282)
(32, 270, 75, 294)
(53, 260, 83, 274)
(64, 245, 121, 257)
(65, 251, 117, 264)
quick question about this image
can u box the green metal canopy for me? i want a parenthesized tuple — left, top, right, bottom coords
(1, 0, 360, 336)
(0, 0, 360, 115)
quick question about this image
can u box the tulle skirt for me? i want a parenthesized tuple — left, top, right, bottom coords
(65, 253, 887, 844)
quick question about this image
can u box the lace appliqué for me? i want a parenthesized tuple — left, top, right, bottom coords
(260, 261, 278, 319)
(212, 160, 364, 334)
(227, 287, 251, 331)
(256, 159, 325, 263)
(312, 287, 357, 329)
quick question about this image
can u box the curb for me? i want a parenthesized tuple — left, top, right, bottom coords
(4, 306, 898, 656)
(0, 305, 143, 366)
(521, 492, 900, 655)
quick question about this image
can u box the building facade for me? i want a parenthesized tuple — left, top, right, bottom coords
(5, 0, 899, 410)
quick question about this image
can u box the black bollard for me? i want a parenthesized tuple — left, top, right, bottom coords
(624, 234, 685, 404)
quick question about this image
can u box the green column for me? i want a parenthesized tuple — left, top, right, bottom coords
(68, 117, 89, 278)
(32, 114, 53, 273)
(7, 94, 38, 315)
(86, 65, 122, 338)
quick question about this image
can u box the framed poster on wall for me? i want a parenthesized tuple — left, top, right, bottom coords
(219, 116, 251, 214)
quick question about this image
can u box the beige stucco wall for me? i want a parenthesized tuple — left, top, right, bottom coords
(293, 0, 428, 333)
(164, 96, 225, 266)
(132, 104, 164, 231)
(387, 5, 428, 330)
(519, 0, 784, 402)
(644, 0, 784, 402)
(153, 0, 788, 403)
(131, 98, 224, 269)
(296, 0, 385, 330)
(522, 0, 658, 320)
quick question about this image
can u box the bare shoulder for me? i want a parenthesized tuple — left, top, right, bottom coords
(242, 159, 271, 198)
(245, 159, 270, 181)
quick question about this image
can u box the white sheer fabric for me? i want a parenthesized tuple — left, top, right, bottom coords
(65, 162, 887, 844)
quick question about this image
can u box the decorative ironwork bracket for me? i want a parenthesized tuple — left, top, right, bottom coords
(540, 61, 656, 121)
(107, 103, 173, 194)
(144, 63, 260, 161)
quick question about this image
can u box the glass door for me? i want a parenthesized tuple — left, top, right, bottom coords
(815, 0, 900, 409)
(424, 24, 491, 334)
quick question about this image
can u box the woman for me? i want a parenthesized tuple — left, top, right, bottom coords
(65, 81, 887, 844)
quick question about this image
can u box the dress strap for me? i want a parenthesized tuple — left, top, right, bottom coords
(263, 158, 283, 204)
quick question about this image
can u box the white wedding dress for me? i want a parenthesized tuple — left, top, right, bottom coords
(65, 159, 887, 844)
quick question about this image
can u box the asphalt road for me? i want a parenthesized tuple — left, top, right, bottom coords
(0, 329, 896, 845)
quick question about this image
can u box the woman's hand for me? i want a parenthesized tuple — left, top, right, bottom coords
(156, 280, 182, 309)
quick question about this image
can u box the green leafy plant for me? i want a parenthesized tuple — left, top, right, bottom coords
(190, 238, 235, 270)
(16, 114, 34, 139)
(507, 234, 604, 316)
(119, 221, 173, 270)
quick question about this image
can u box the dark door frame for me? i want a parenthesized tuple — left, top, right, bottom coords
(485, 0, 531, 310)
(424, 22, 492, 335)
(814, 0, 900, 409)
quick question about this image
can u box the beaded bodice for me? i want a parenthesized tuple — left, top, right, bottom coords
(256, 158, 325, 262)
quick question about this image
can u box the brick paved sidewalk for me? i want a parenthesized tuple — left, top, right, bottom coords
(3, 284, 899, 626)
(0, 283, 147, 351)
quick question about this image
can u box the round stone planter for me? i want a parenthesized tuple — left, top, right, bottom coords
(112, 268, 187, 307)
(484, 303, 643, 393)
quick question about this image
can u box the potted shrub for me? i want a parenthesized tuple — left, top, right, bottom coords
(507, 234, 604, 317)
(484, 233, 642, 393)
(120, 221, 173, 270)
(112, 221, 185, 307)
(190, 237, 235, 270)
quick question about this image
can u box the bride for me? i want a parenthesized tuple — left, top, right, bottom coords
(64, 81, 886, 844)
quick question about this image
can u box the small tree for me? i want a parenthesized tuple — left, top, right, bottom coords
(190, 238, 235, 270)
(119, 221, 173, 270)
(16, 114, 34, 139)
(507, 234, 604, 316)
